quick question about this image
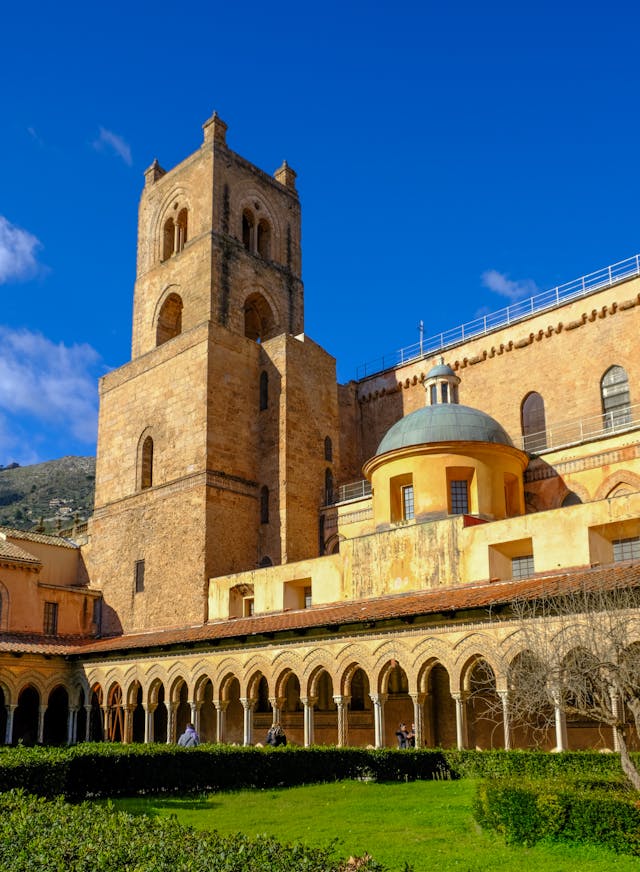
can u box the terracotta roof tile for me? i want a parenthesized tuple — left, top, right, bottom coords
(70, 560, 640, 657)
(0, 527, 78, 550)
(0, 539, 41, 565)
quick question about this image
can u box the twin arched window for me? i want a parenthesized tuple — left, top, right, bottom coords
(162, 208, 188, 261)
(242, 208, 271, 260)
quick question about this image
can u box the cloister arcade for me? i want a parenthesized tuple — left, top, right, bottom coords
(0, 632, 628, 751)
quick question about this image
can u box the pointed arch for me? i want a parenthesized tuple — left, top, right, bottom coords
(244, 291, 277, 342)
(521, 391, 547, 452)
(156, 292, 183, 346)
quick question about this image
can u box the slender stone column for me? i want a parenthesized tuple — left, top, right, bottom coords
(189, 701, 202, 734)
(144, 704, 157, 744)
(610, 690, 621, 752)
(67, 707, 78, 745)
(451, 692, 468, 750)
(123, 705, 135, 744)
(167, 702, 178, 744)
(301, 696, 318, 747)
(498, 691, 511, 750)
(553, 701, 568, 751)
(240, 698, 256, 746)
(333, 695, 350, 747)
(102, 706, 109, 741)
(38, 705, 46, 744)
(84, 705, 92, 741)
(410, 693, 426, 748)
(268, 697, 285, 726)
(5, 704, 16, 745)
(214, 700, 229, 744)
(369, 693, 388, 748)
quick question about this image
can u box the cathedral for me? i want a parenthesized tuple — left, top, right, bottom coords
(1, 113, 640, 751)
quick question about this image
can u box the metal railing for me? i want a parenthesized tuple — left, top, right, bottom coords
(334, 479, 372, 504)
(357, 254, 640, 379)
(519, 404, 640, 454)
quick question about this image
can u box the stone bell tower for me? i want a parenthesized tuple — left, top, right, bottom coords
(83, 114, 339, 635)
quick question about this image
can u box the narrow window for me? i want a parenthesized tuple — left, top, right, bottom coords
(135, 559, 145, 593)
(141, 436, 153, 489)
(259, 371, 268, 411)
(613, 537, 640, 562)
(511, 555, 535, 579)
(43, 601, 58, 636)
(325, 469, 334, 505)
(450, 479, 469, 514)
(601, 365, 631, 429)
(257, 219, 271, 259)
(162, 218, 175, 260)
(324, 436, 333, 462)
(521, 392, 547, 452)
(242, 210, 254, 252)
(304, 585, 312, 609)
(176, 208, 188, 252)
(92, 598, 102, 632)
(401, 484, 415, 520)
(243, 597, 255, 617)
(441, 383, 449, 403)
(430, 384, 437, 405)
(260, 486, 269, 524)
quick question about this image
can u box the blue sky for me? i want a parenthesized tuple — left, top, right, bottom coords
(2, 1, 640, 464)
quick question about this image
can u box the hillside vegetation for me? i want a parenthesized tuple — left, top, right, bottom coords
(0, 456, 95, 532)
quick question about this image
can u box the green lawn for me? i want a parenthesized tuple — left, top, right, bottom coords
(112, 780, 640, 871)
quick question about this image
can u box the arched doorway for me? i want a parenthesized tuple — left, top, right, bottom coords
(13, 685, 39, 745)
(43, 685, 69, 745)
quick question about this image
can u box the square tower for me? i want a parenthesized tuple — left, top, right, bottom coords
(83, 115, 339, 634)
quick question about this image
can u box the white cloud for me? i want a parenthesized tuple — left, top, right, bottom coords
(0, 327, 100, 449)
(93, 126, 133, 166)
(481, 269, 538, 302)
(0, 216, 42, 284)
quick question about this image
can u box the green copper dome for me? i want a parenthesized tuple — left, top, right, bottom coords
(376, 404, 514, 456)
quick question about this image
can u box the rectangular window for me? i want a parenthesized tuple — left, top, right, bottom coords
(450, 480, 469, 514)
(401, 484, 415, 520)
(613, 537, 640, 562)
(304, 585, 312, 609)
(135, 559, 145, 593)
(243, 597, 255, 617)
(512, 555, 535, 579)
(43, 601, 58, 636)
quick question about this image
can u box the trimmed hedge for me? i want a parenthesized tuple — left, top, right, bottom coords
(0, 743, 452, 799)
(474, 776, 640, 855)
(444, 748, 632, 780)
(0, 789, 385, 871)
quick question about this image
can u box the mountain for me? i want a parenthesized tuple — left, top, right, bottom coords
(0, 456, 95, 532)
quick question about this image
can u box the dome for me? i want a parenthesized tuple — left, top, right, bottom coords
(376, 404, 514, 456)
(426, 362, 456, 379)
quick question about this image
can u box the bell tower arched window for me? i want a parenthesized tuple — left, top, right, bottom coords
(156, 293, 183, 346)
(601, 365, 631, 428)
(521, 392, 547, 452)
(162, 218, 175, 261)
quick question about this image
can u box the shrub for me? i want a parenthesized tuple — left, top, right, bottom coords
(473, 776, 640, 855)
(0, 789, 386, 871)
(0, 744, 450, 799)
